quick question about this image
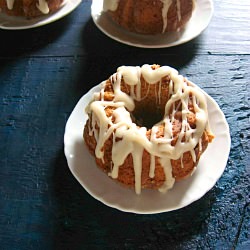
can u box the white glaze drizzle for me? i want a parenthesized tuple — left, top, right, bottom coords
(5, 0, 50, 14)
(176, 0, 182, 21)
(103, 0, 120, 12)
(161, 0, 173, 33)
(86, 65, 210, 194)
(36, 0, 49, 14)
(6, 0, 14, 10)
(103, 0, 184, 33)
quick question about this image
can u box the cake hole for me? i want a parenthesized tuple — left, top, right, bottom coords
(131, 107, 164, 129)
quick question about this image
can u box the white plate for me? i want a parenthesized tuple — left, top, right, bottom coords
(0, 0, 82, 30)
(64, 82, 230, 214)
(91, 0, 214, 48)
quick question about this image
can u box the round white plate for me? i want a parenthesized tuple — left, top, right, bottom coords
(64, 82, 230, 214)
(91, 0, 214, 48)
(0, 0, 82, 30)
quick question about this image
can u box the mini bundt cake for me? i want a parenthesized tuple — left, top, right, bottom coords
(103, 0, 195, 34)
(84, 64, 214, 194)
(0, 0, 63, 18)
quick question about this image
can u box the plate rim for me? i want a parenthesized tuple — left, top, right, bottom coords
(91, 0, 214, 48)
(64, 81, 231, 214)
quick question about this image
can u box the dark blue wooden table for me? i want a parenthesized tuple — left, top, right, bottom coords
(0, 1, 249, 249)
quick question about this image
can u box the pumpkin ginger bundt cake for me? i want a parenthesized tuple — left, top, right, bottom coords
(0, 0, 63, 18)
(103, 0, 195, 34)
(84, 64, 214, 194)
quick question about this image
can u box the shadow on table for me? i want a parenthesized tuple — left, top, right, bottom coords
(0, 13, 73, 58)
(81, 18, 201, 79)
(52, 148, 217, 249)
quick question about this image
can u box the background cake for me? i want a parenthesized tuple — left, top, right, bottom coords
(103, 0, 195, 34)
(0, 0, 64, 18)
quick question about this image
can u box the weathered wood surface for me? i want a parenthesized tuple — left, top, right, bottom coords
(0, 0, 249, 249)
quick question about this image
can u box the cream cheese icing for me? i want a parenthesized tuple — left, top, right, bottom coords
(5, 0, 50, 14)
(103, 0, 120, 12)
(6, 0, 14, 10)
(86, 65, 211, 194)
(37, 0, 50, 14)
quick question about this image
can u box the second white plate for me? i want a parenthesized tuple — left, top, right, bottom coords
(91, 0, 214, 48)
(64, 82, 230, 214)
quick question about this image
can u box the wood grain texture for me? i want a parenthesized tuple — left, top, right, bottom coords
(0, 0, 249, 249)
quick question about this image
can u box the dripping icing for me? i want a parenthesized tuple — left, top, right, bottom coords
(5, 0, 50, 14)
(103, 0, 119, 12)
(87, 65, 211, 194)
(6, 0, 14, 10)
(176, 0, 182, 21)
(36, 0, 49, 14)
(103, 0, 184, 33)
(161, 0, 173, 33)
